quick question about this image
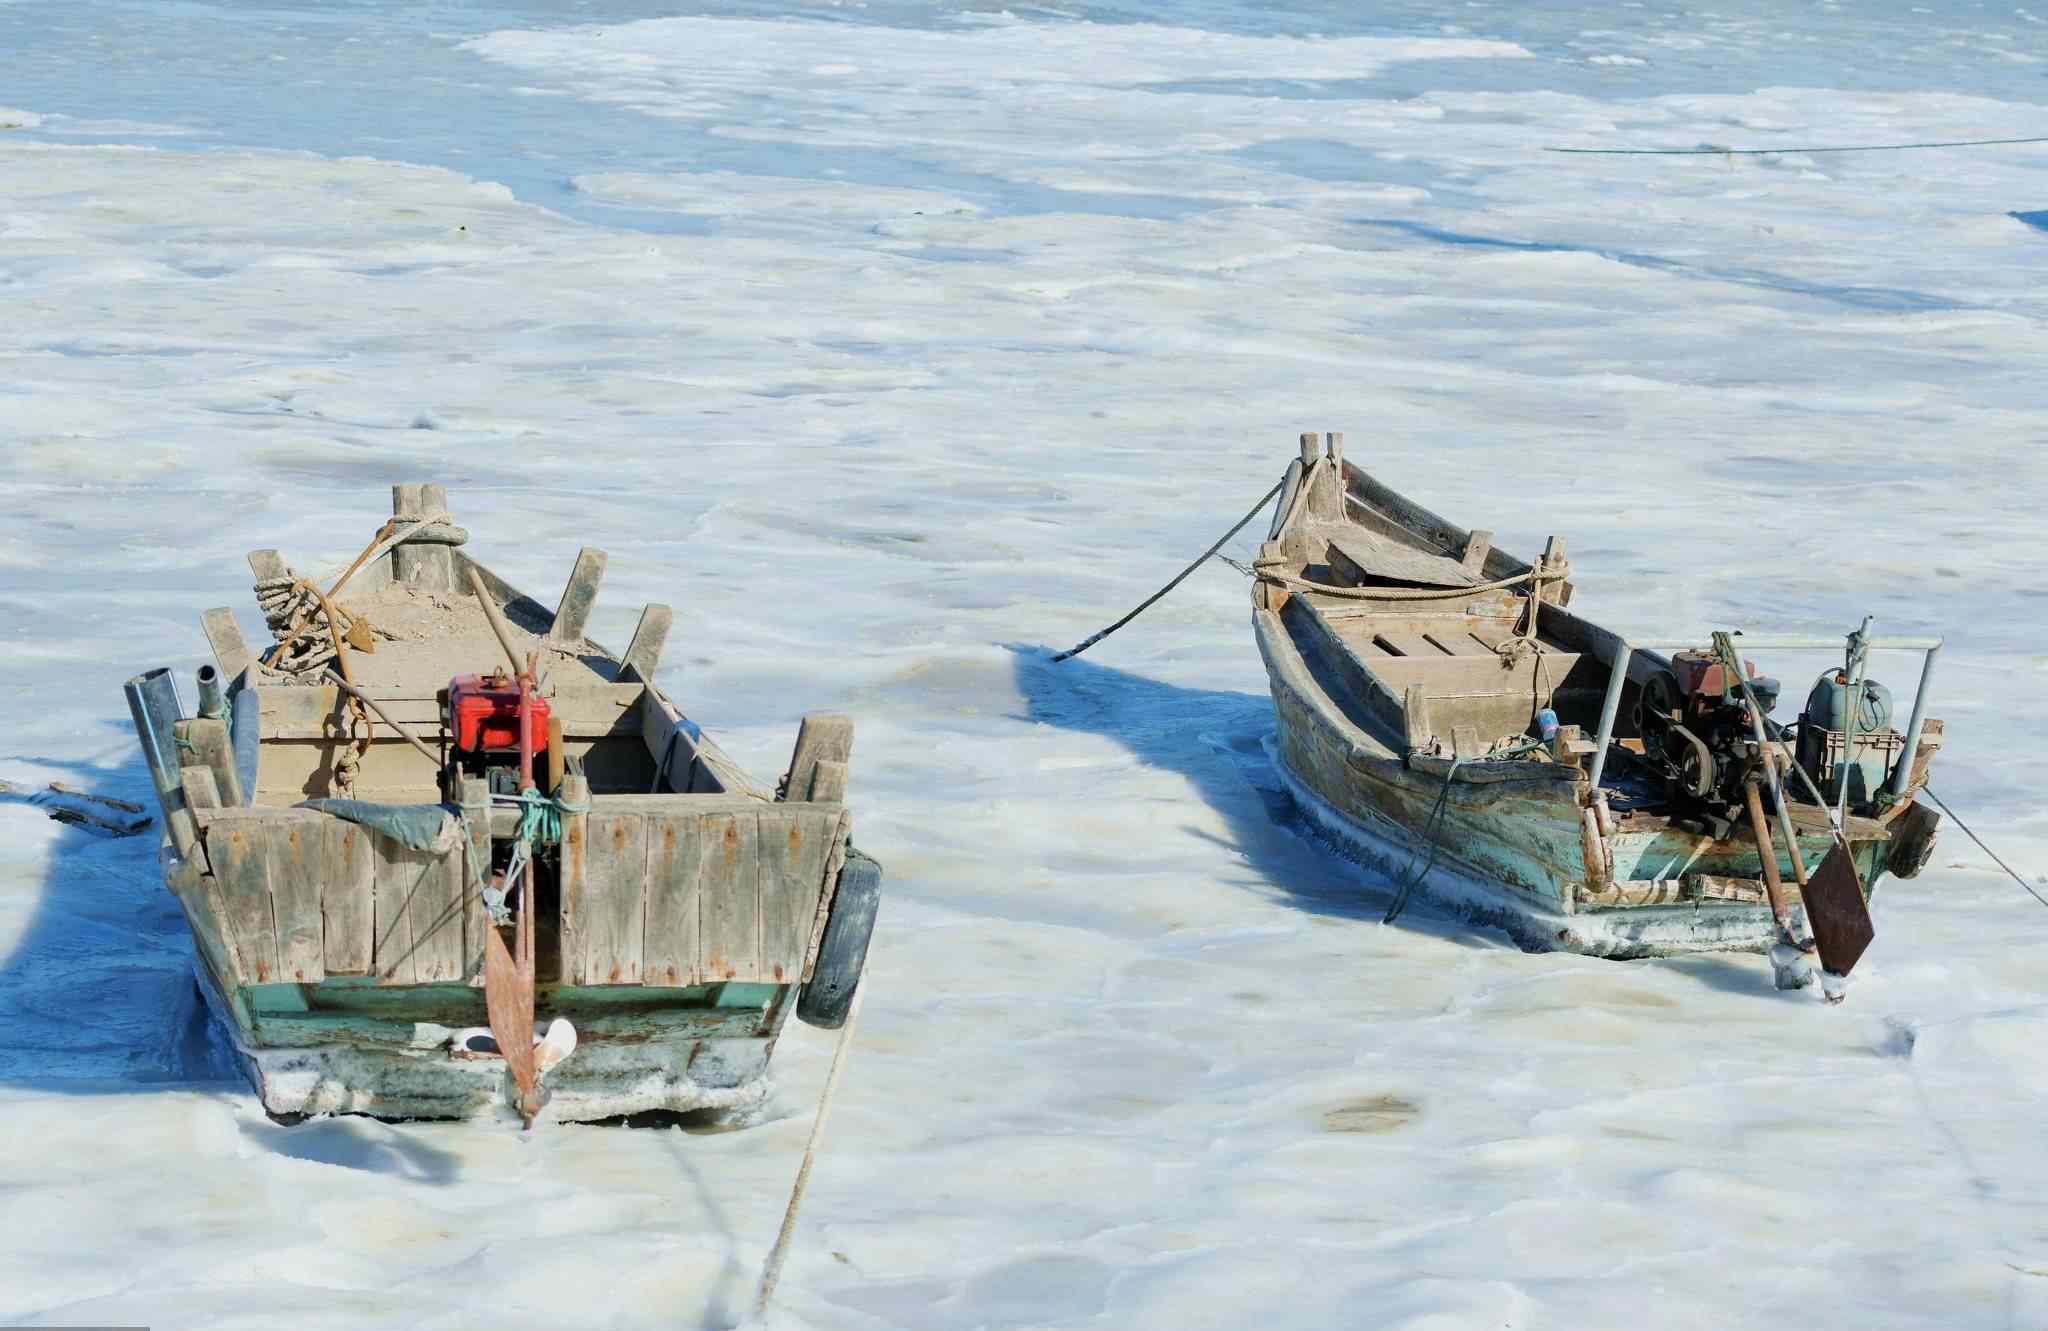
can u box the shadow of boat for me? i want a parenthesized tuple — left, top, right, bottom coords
(1005, 643, 1500, 953)
(0, 739, 240, 1090)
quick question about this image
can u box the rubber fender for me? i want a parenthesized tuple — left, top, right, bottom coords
(797, 847, 881, 1030)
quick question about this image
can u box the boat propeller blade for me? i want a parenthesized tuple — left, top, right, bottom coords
(1802, 845, 1875, 982)
(483, 923, 540, 1125)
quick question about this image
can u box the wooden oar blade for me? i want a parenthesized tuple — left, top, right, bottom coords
(483, 924, 538, 1099)
(1803, 845, 1875, 976)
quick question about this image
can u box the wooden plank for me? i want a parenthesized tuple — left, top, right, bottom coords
(1423, 629, 1491, 658)
(180, 716, 244, 808)
(642, 811, 704, 987)
(1403, 684, 1434, 754)
(637, 685, 773, 799)
(808, 758, 848, 805)
(621, 603, 673, 683)
(758, 807, 834, 984)
(322, 818, 375, 975)
(697, 812, 760, 982)
(577, 811, 647, 984)
(1461, 529, 1493, 573)
(557, 772, 591, 984)
(552, 546, 608, 642)
(460, 776, 490, 987)
(373, 836, 419, 985)
(247, 548, 289, 582)
(201, 608, 253, 680)
(639, 691, 698, 793)
(1372, 631, 1450, 659)
(1370, 652, 1586, 697)
(266, 816, 326, 984)
(781, 713, 853, 805)
(407, 843, 465, 984)
(210, 819, 281, 985)
(254, 682, 643, 738)
(1326, 530, 1479, 590)
(179, 765, 221, 812)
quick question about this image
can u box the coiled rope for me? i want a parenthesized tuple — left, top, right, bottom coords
(476, 786, 593, 925)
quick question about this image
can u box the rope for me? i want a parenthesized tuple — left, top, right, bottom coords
(755, 978, 867, 1320)
(1053, 478, 1284, 662)
(1547, 136, 2048, 156)
(1923, 786, 2048, 912)
(257, 509, 454, 677)
(479, 788, 593, 925)
(1254, 558, 1569, 602)
(1384, 737, 1545, 925)
(1052, 471, 1572, 661)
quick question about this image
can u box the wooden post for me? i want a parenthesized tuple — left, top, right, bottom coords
(1298, 431, 1319, 468)
(557, 772, 591, 984)
(781, 715, 854, 804)
(1325, 431, 1344, 473)
(247, 549, 289, 583)
(622, 604, 673, 682)
(1403, 684, 1434, 755)
(1461, 529, 1494, 574)
(176, 717, 244, 809)
(461, 775, 491, 987)
(1539, 535, 1569, 605)
(392, 484, 457, 592)
(200, 608, 252, 680)
(179, 765, 221, 813)
(552, 547, 608, 643)
(808, 759, 848, 804)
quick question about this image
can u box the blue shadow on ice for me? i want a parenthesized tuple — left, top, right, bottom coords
(1006, 644, 1492, 949)
(0, 745, 237, 1092)
(1349, 217, 1963, 314)
(0, 738, 466, 1175)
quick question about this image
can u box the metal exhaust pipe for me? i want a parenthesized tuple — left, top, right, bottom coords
(195, 664, 226, 720)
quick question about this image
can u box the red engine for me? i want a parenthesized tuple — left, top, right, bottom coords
(448, 672, 549, 755)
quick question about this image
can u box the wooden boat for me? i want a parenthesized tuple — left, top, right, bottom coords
(124, 485, 880, 1123)
(1253, 433, 1943, 967)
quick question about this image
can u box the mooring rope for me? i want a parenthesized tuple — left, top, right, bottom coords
(1383, 736, 1546, 925)
(1923, 786, 2048, 912)
(755, 978, 867, 1320)
(1547, 136, 2048, 156)
(1053, 479, 1284, 662)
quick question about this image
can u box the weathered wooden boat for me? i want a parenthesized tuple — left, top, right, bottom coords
(124, 485, 880, 1123)
(1254, 432, 1943, 972)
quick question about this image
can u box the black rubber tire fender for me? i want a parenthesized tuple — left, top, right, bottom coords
(797, 847, 882, 1030)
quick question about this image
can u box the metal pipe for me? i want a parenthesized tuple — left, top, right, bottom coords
(230, 687, 262, 807)
(124, 668, 184, 802)
(1887, 641, 1942, 800)
(124, 667, 196, 856)
(195, 664, 226, 720)
(1717, 631, 1808, 878)
(1624, 635, 1941, 652)
(1585, 640, 1634, 797)
(1838, 618, 1873, 828)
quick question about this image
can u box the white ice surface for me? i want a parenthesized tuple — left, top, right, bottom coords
(3, 2, 2048, 1328)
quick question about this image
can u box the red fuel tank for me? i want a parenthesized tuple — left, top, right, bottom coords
(447, 673, 549, 754)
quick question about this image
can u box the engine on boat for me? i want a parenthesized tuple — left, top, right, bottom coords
(446, 669, 551, 791)
(1637, 648, 1781, 829)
